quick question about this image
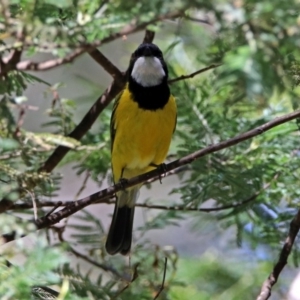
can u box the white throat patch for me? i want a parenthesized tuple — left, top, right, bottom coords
(131, 57, 165, 87)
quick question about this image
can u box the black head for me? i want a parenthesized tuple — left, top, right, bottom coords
(127, 43, 168, 87)
(134, 43, 164, 58)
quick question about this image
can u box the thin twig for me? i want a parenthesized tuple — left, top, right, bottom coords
(55, 226, 124, 279)
(45, 201, 62, 218)
(0, 148, 50, 160)
(75, 171, 90, 199)
(16, 47, 87, 71)
(139, 173, 279, 212)
(111, 263, 140, 299)
(184, 15, 212, 26)
(13, 106, 25, 138)
(143, 30, 155, 43)
(153, 257, 168, 300)
(256, 208, 300, 300)
(31, 286, 59, 298)
(27, 190, 37, 220)
(1, 11, 182, 74)
(70, 246, 124, 278)
(168, 64, 221, 84)
(0, 8, 178, 54)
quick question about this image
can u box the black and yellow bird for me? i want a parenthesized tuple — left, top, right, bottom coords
(105, 43, 177, 255)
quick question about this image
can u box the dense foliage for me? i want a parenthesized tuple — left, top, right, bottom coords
(1, 0, 300, 299)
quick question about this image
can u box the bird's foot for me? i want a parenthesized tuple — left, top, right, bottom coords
(150, 163, 167, 184)
(118, 178, 128, 190)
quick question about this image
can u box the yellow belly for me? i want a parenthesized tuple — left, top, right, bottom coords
(111, 88, 176, 182)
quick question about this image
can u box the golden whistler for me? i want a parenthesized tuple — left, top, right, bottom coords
(106, 43, 177, 255)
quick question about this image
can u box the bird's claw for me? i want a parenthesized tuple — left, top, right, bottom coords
(118, 178, 128, 190)
(151, 163, 167, 184)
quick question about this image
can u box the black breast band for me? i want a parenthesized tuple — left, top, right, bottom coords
(128, 78, 170, 110)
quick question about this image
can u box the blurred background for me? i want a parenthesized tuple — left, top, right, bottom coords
(1, 1, 300, 299)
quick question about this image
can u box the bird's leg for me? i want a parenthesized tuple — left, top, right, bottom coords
(150, 163, 167, 184)
(118, 168, 128, 190)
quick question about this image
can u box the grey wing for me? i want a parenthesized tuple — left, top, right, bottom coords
(110, 92, 123, 152)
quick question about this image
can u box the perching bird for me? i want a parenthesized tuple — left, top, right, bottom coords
(105, 43, 177, 255)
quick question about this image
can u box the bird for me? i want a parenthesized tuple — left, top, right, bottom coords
(105, 43, 177, 255)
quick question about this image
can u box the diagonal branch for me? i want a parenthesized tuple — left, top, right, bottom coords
(256, 209, 300, 300)
(168, 64, 221, 84)
(153, 257, 168, 300)
(256, 208, 300, 300)
(38, 28, 155, 173)
(33, 109, 300, 228)
(2, 109, 299, 244)
(39, 77, 125, 173)
(0, 28, 158, 211)
(88, 49, 123, 78)
(87, 29, 155, 77)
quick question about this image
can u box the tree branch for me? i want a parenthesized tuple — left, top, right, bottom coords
(38, 77, 125, 173)
(37, 14, 178, 173)
(34, 109, 300, 227)
(2, 109, 299, 244)
(143, 30, 155, 43)
(38, 61, 220, 174)
(168, 64, 221, 84)
(153, 257, 168, 300)
(88, 49, 123, 78)
(3, 169, 277, 214)
(1, 11, 182, 74)
(4, 166, 188, 212)
(1, 25, 24, 75)
(256, 208, 300, 300)
(183, 15, 212, 26)
(16, 47, 87, 71)
(55, 226, 124, 279)
(88, 29, 155, 77)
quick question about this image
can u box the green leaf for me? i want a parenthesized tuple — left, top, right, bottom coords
(0, 138, 19, 151)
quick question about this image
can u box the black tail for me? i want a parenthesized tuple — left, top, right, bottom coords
(105, 204, 135, 255)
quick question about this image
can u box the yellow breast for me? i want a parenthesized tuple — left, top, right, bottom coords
(111, 88, 176, 181)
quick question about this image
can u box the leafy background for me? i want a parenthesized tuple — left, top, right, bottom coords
(1, 0, 300, 299)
